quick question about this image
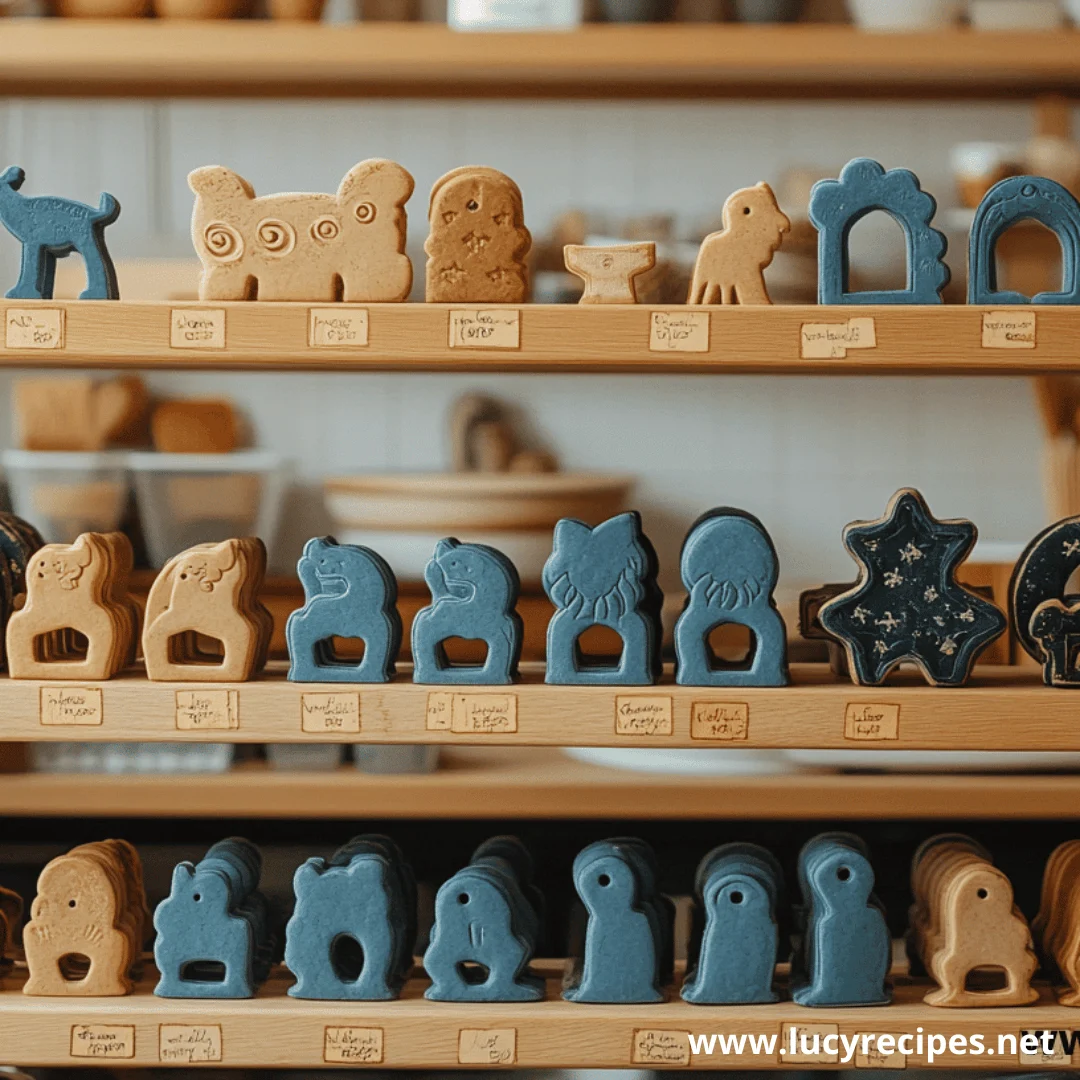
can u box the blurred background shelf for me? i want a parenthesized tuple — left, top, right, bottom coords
(5, 24, 1080, 100)
(4, 748, 1080, 819)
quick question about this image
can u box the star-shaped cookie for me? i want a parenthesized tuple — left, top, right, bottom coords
(819, 488, 1006, 686)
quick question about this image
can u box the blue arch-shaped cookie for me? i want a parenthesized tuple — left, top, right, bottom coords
(809, 157, 949, 305)
(968, 175, 1080, 304)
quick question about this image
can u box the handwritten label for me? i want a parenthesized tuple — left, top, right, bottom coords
(452, 693, 518, 733)
(801, 317, 877, 359)
(70, 1025, 135, 1060)
(309, 308, 369, 348)
(159, 1025, 222, 1063)
(844, 703, 900, 741)
(632, 1029, 691, 1066)
(615, 695, 674, 736)
(457, 1028, 517, 1065)
(40, 687, 103, 727)
(426, 690, 454, 730)
(982, 310, 1036, 349)
(6, 307, 64, 349)
(690, 701, 748, 740)
(649, 311, 710, 353)
(448, 309, 520, 349)
(855, 1035, 907, 1069)
(1019, 1031, 1071, 1066)
(175, 689, 239, 731)
(170, 308, 225, 349)
(301, 692, 361, 734)
(324, 1027, 384, 1064)
(781, 1023, 840, 1065)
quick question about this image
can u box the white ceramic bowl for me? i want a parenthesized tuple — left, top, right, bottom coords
(564, 747, 799, 776)
(848, 0, 962, 29)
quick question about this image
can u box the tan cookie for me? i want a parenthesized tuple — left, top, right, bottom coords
(564, 242, 655, 305)
(190, 159, 414, 302)
(425, 166, 531, 303)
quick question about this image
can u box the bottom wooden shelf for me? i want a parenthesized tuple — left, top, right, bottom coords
(1, 963, 1079, 1069)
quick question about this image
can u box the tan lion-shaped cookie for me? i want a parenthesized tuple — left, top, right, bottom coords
(688, 182, 790, 305)
(24, 854, 131, 996)
(6, 532, 130, 680)
(143, 538, 266, 681)
(425, 166, 531, 303)
(190, 159, 414, 302)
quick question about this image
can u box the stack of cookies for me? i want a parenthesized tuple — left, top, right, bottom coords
(0, 511, 44, 671)
(1034, 839, 1080, 1005)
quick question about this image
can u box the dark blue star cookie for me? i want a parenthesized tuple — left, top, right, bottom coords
(819, 489, 1006, 687)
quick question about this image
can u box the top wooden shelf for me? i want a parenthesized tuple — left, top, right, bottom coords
(1, 301, 1076, 374)
(2, 23, 1080, 99)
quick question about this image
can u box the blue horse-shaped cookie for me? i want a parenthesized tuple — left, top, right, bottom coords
(674, 508, 788, 686)
(286, 536, 401, 683)
(411, 538, 522, 684)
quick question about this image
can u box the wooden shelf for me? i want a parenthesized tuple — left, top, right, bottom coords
(2, 300, 1080, 374)
(4, 749, 1080, 819)
(2, 23, 1080, 99)
(1, 966, 1076, 1070)
(5, 663, 1080, 752)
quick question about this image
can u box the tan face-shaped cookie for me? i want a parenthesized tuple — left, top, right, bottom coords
(190, 159, 414, 303)
(425, 166, 531, 303)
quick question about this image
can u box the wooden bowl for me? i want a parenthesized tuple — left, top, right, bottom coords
(54, 0, 149, 15)
(153, 0, 242, 17)
(269, 0, 323, 19)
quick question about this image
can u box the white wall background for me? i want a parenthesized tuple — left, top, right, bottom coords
(0, 97, 1048, 589)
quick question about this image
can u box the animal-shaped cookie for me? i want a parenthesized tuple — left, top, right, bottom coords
(0, 166, 119, 300)
(287, 536, 401, 683)
(688, 183, 789, 305)
(543, 512, 663, 685)
(809, 157, 950, 305)
(411, 538, 522, 684)
(674, 508, 787, 686)
(190, 160, 414, 302)
(425, 167, 531, 303)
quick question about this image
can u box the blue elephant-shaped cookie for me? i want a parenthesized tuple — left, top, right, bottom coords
(674, 508, 787, 686)
(153, 862, 258, 999)
(969, 175, 1080, 304)
(543, 512, 663, 685)
(424, 866, 543, 1002)
(411, 538, 522, 684)
(286, 536, 401, 683)
(809, 157, 949, 305)
(284, 853, 402, 1000)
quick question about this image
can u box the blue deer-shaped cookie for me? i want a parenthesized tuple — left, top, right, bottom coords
(0, 166, 120, 300)
(674, 508, 787, 686)
(154, 838, 275, 999)
(543, 512, 663, 685)
(411, 538, 522, 684)
(286, 536, 401, 683)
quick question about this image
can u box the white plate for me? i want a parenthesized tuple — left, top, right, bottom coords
(786, 749, 1080, 772)
(564, 746, 798, 776)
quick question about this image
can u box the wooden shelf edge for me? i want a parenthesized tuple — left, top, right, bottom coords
(1, 301, 1080, 374)
(1, 970, 1077, 1070)
(4, 24, 1080, 99)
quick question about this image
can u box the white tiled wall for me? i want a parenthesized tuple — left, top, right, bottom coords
(0, 97, 1049, 586)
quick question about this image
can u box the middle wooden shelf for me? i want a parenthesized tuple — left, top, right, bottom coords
(4, 663, 1080, 751)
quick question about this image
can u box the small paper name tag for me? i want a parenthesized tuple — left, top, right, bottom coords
(855, 1035, 907, 1069)
(615, 695, 673, 736)
(454, 693, 518, 733)
(781, 1023, 840, 1065)
(801, 317, 877, 359)
(458, 1028, 517, 1065)
(324, 1026, 384, 1064)
(690, 701, 748, 741)
(70, 1024, 136, 1060)
(309, 308, 369, 347)
(649, 311, 710, 353)
(1019, 1030, 1071, 1066)
(426, 690, 453, 730)
(171, 308, 225, 349)
(448, 309, 521, 349)
(159, 1025, 223, 1063)
(982, 310, 1036, 349)
(40, 686, 103, 727)
(175, 689, 239, 731)
(301, 692, 361, 734)
(6, 307, 64, 349)
(844, 703, 900, 741)
(632, 1029, 691, 1066)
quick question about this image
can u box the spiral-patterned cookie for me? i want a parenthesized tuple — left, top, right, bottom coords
(256, 218, 296, 256)
(309, 216, 341, 243)
(354, 202, 377, 225)
(202, 222, 243, 263)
